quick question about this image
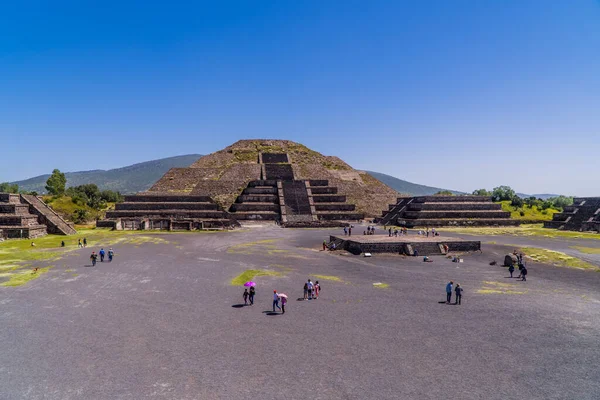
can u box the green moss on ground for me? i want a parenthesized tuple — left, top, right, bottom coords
(1, 266, 51, 287)
(519, 247, 599, 271)
(571, 246, 600, 254)
(498, 201, 558, 221)
(440, 224, 600, 240)
(230, 269, 283, 286)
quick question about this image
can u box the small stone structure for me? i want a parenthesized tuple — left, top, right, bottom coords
(329, 235, 480, 255)
(544, 197, 600, 232)
(379, 196, 518, 227)
(0, 193, 76, 239)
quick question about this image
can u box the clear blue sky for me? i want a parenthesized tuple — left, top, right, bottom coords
(1, 1, 599, 196)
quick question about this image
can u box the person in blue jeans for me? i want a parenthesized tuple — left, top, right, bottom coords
(273, 290, 281, 312)
(99, 248, 106, 262)
(446, 281, 453, 304)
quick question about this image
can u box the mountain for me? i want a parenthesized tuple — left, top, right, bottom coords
(517, 193, 562, 200)
(10, 154, 202, 194)
(365, 171, 463, 196)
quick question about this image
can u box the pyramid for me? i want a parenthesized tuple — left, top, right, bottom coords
(544, 197, 600, 232)
(102, 140, 399, 229)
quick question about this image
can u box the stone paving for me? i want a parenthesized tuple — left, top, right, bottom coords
(1, 227, 599, 399)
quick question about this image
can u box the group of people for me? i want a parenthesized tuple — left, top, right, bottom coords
(417, 228, 439, 237)
(508, 251, 528, 281)
(363, 226, 376, 235)
(89, 248, 114, 266)
(242, 286, 256, 305)
(78, 238, 88, 248)
(342, 226, 354, 236)
(445, 281, 463, 305)
(303, 279, 320, 300)
(387, 227, 408, 237)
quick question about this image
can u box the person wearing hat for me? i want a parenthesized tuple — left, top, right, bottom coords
(273, 290, 281, 312)
(90, 251, 98, 267)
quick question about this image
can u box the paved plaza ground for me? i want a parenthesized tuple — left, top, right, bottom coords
(1, 226, 600, 399)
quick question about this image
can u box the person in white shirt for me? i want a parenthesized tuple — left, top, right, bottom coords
(307, 280, 314, 300)
(273, 290, 281, 312)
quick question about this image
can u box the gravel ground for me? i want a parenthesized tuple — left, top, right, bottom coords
(1, 226, 599, 400)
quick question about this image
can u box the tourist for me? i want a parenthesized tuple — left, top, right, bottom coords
(108, 248, 114, 262)
(363, 230, 367, 235)
(521, 266, 527, 281)
(343, 227, 347, 236)
(323, 240, 327, 251)
(455, 284, 463, 305)
(423, 256, 433, 262)
(281, 296, 287, 314)
(243, 289, 249, 305)
(426, 228, 429, 237)
(314, 281, 320, 299)
(508, 264, 515, 278)
(394, 229, 398, 237)
(249, 286, 255, 305)
(90, 251, 98, 267)
(272, 290, 281, 312)
(31, 242, 36, 247)
(83, 238, 87, 247)
(99, 248, 106, 262)
(389, 228, 392, 237)
(61, 241, 65, 247)
(307, 279, 314, 300)
(446, 281, 453, 304)
(443, 244, 449, 254)
(414, 248, 419, 257)
(78, 239, 82, 248)
(303, 282, 309, 300)
(348, 226, 352, 236)
(432, 228, 436, 236)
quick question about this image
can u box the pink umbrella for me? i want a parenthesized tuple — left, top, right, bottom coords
(277, 293, 288, 299)
(244, 281, 256, 287)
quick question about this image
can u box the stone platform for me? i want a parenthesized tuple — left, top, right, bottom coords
(329, 234, 481, 255)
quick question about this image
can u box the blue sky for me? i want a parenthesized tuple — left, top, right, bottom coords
(1, 1, 599, 195)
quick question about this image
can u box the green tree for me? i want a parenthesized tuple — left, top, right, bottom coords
(547, 195, 573, 210)
(45, 169, 67, 196)
(0, 182, 19, 193)
(434, 190, 453, 196)
(492, 186, 516, 202)
(472, 189, 491, 196)
(510, 196, 524, 208)
(525, 196, 540, 209)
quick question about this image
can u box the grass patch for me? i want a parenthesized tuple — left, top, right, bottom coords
(230, 269, 283, 286)
(312, 274, 344, 282)
(477, 281, 526, 294)
(571, 246, 600, 254)
(498, 201, 558, 221)
(440, 224, 600, 240)
(520, 247, 599, 271)
(372, 282, 389, 288)
(1, 266, 51, 287)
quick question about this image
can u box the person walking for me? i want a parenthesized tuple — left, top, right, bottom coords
(303, 282, 309, 300)
(389, 228, 392, 237)
(273, 290, 281, 312)
(99, 248, 106, 262)
(307, 280, 314, 300)
(322, 240, 327, 251)
(521, 266, 528, 281)
(348, 226, 352, 236)
(455, 284, 463, 305)
(249, 286, 255, 305)
(508, 264, 515, 278)
(314, 281, 320, 299)
(83, 238, 87, 248)
(446, 281, 453, 304)
(343, 227, 348, 236)
(90, 251, 97, 267)
(281, 296, 287, 314)
(108, 248, 114, 262)
(78, 239, 82, 248)
(243, 289, 249, 305)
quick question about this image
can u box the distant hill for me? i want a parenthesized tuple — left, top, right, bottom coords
(11, 154, 202, 194)
(517, 193, 562, 200)
(365, 171, 463, 196)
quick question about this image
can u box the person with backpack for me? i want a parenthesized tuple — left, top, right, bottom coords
(99, 248, 106, 262)
(281, 296, 287, 314)
(307, 280, 314, 300)
(455, 284, 463, 305)
(243, 289, 249, 305)
(90, 251, 98, 267)
(521, 266, 528, 281)
(508, 263, 515, 278)
(108, 248, 114, 262)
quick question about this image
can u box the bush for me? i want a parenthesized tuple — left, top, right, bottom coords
(434, 190, 453, 196)
(519, 210, 525, 217)
(492, 186, 516, 202)
(72, 209, 89, 224)
(511, 196, 524, 208)
(472, 189, 491, 196)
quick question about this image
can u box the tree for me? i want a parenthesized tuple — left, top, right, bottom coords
(510, 196, 524, 208)
(472, 189, 491, 196)
(492, 186, 516, 202)
(434, 190, 453, 196)
(525, 196, 540, 209)
(547, 195, 573, 210)
(45, 169, 67, 196)
(0, 182, 19, 193)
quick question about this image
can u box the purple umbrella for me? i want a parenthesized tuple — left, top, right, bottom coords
(244, 281, 256, 287)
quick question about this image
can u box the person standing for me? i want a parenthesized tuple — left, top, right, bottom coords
(99, 248, 106, 262)
(108, 248, 114, 262)
(303, 282, 309, 300)
(243, 289, 249, 305)
(307, 280, 314, 300)
(446, 281, 453, 304)
(314, 281, 320, 299)
(83, 238, 87, 248)
(508, 264, 515, 278)
(273, 290, 281, 312)
(455, 284, 463, 305)
(322, 240, 327, 251)
(249, 286, 255, 305)
(281, 296, 287, 314)
(343, 227, 348, 236)
(389, 228, 392, 237)
(78, 239, 82, 248)
(348, 226, 352, 236)
(521, 266, 527, 281)
(90, 251, 97, 267)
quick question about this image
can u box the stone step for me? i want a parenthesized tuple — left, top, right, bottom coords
(403, 211, 511, 219)
(0, 204, 31, 215)
(309, 187, 338, 195)
(317, 212, 363, 221)
(106, 210, 229, 219)
(236, 195, 279, 203)
(243, 187, 278, 195)
(123, 195, 213, 203)
(0, 225, 47, 239)
(397, 218, 520, 227)
(230, 203, 280, 212)
(230, 211, 280, 220)
(20, 194, 77, 235)
(0, 215, 40, 226)
(248, 180, 278, 187)
(409, 203, 502, 211)
(314, 203, 356, 211)
(115, 202, 220, 211)
(308, 180, 329, 187)
(312, 195, 347, 203)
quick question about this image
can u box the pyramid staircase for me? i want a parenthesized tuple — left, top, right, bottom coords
(544, 197, 600, 232)
(379, 196, 518, 227)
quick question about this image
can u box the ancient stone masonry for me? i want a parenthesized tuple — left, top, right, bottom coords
(98, 139, 400, 229)
(544, 197, 600, 232)
(379, 196, 519, 228)
(0, 193, 76, 239)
